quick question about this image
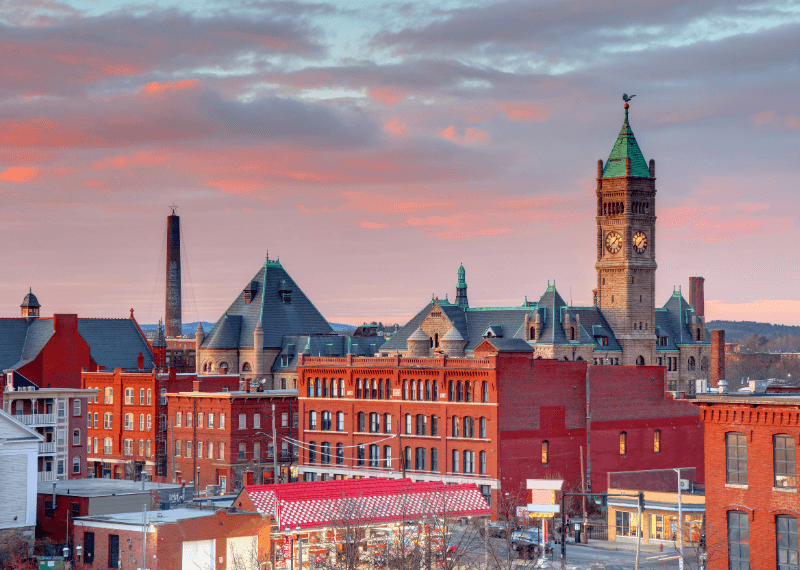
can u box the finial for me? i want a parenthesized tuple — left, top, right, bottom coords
(445, 294, 449, 302)
(266, 251, 269, 263)
(130, 308, 134, 318)
(169, 203, 178, 215)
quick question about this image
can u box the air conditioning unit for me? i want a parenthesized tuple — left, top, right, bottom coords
(695, 379, 708, 394)
(680, 479, 690, 491)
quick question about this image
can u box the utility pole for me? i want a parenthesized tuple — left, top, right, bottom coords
(397, 419, 405, 478)
(675, 468, 684, 569)
(635, 492, 642, 570)
(141, 502, 148, 570)
(272, 403, 279, 484)
(170, 419, 175, 484)
(580, 446, 586, 542)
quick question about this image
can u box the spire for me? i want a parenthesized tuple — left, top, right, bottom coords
(602, 100, 651, 178)
(455, 263, 469, 309)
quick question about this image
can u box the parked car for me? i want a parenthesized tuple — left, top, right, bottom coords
(511, 529, 552, 553)
(480, 520, 514, 538)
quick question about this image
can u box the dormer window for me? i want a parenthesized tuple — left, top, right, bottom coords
(659, 336, 668, 346)
(243, 281, 258, 303)
(281, 355, 289, 367)
(278, 280, 292, 303)
(595, 336, 609, 346)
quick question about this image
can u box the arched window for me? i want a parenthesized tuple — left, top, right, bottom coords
(448, 380, 455, 401)
(357, 445, 365, 467)
(379, 379, 384, 399)
(356, 379, 362, 399)
(371, 379, 378, 399)
(696, 328, 701, 341)
(482, 381, 489, 403)
(219, 362, 228, 374)
(385, 379, 392, 399)
(315, 378, 321, 398)
(241, 362, 251, 372)
(416, 414, 427, 436)
(309, 411, 317, 430)
(542, 441, 549, 464)
(452, 416, 460, 438)
(403, 380, 408, 400)
(339, 378, 345, 398)
(411, 380, 417, 401)
(383, 445, 392, 468)
(465, 381, 471, 402)
(308, 442, 317, 463)
(479, 417, 487, 439)
(321, 442, 331, 464)
(405, 414, 412, 435)
(425, 380, 431, 401)
(530, 326, 535, 340)
(415, 447, 426, 471)
(654, 430, 661, 453)
(355, 411, 366, 432)
(331, 378, 338, 398)
(479, 451, 487, 475)
(321, 379, 328, 398)
(370, 412, 379, 433)
(337, 411, 344, 431)
(571, 328, 575, 341)
(688, 357, 696, 371)
(429, 337, 433, 348)
(457, 381, 464, 402)
(404, 447, 412, 471)
(384, 413, 392, 434)
(431, 415, 438, 436)
(432, 381, 438, 400)
(369, 444, 379, 467)
(636, 355, 645, 366)
(451, 449, 459, 473)
(336, 443, 344, 464)
(619, 432, 627, 456)
(464, 416, 474, 438)
(434, 333, 439, 348)
(307, 378, 313, 398)
(321, 411, 331, 431)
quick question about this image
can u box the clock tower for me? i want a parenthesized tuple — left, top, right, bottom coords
(595, 100, 657, 365)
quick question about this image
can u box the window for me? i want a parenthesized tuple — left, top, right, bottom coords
(219, 442, 225, 459)
(356, 379, 362, 399)
(322, 411, 332, 431)
(357, 412, 365, 432)
(253, 441, 261, 460)
(208, 442, 214, 459)
(123, 439, 133, 456)
(238, 442, 246, 460)
(384, 413, 392, 434)
(431, 415, 438, 437)
(451, 449, 459, 473)
(465, 381, 472, 402)
(267, 442, 274, 459)
(307, 378, 314, 398)
(654, 430, 661, 453)
(619, 432, 627, 456)
(197, 412, 203, 428)
(339, 378, 345, 398)
(431, 448, 438, 472)
(728, 511, 750, 570)
(322, 442, 331, 464)
(542, 441, 549, 464)
(139, 414, 145, 431)
(777, 515, 798, 570)
(463, 450, 474, 474)
(124, 413, 133, 430)
(139, 388, 145, 405)
(187, 412, 193, 428)
(411, 380, 417, 400)
(405, 414, 412, 435)
(432, 381, 438, 400)
(449, 380, 455, 401)
(104, 437, 112, 454)
(238, 413, 246, 429)
(93, 412, 98, 429)
(402, 379, 408, 400)
(73, 429, 81, 446)
(124, 388, 133, 405)
(176, 412, 182, 427)
(404, 447, 411, 471)
(109, 534, 120, 569)
(93, 438, 98, 453)
(57, 429, 65, 447)
(479, 451, 486, 474)
(146, 439, 151, 457)
(464, 416, 474, 438)
(479, 417, 487, 439)
(160, 388, 166, 405)
(457, 381, 464, 402)
(452, 416, 460, 438)
(72, 456, 81, 474)
(616, 511, 638, 538)
(727, 432, 748, 485)
(293, 412, 298, 427)
(415, 447, 426, 471)
(220, 414, 225, 429)
(282, 413, 289, 428)
(775, 435, 797, 488)
(104, 387, 113, 404)
(480, 485, 491, 506)
(337, 411, 344, 431)
(336, 443, 344, 465)
(186, 440, 192, 458)
(139, 439, 144, 456)
(370, 412, 380, 433)
(369, 444, 379, 467)
(482, 381, 489, 403)
(688, 356, 696, 371)
(147, 389, 151, 405)
(147, 414, 151, 430)
(73, 399, 81, 416)
(253, 413, 261, 429)
(357, 445, 365, 467)
(416, 414, 427, 436)
(381, 445, 391, 468)
(425, 380, 431, 401)
(309, 442, 317, 463)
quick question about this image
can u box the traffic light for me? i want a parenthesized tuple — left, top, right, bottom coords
(638, 492, 645, 511)
(601, 494, 608, 508)
(699, 533, 706, 551)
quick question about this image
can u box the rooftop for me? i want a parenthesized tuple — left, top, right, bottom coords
(694, 393, 800, 406)
(74, 507, 218, 526)
(37, 479, 187, 497)
(168, 389, 299, 399)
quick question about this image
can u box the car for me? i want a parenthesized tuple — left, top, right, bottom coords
(511, 529, 552, 554)
(480, 520, 514, 538)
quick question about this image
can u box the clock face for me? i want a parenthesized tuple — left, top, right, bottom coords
(632, 231, 648, 253)
(605, 231, 622, 254)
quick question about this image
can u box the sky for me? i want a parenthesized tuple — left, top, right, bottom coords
(1, 0, 799, 327)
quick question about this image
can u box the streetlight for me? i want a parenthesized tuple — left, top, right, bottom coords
(673, 468, 683, 568)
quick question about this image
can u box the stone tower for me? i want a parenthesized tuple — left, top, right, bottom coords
(595, 100, 657, 365)
(455, 264, 469, 309)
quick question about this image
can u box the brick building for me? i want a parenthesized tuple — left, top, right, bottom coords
(0, 292, 154, 389)
(295, 343, 704, 509)
(381, 102, 715, 395)
(82, 368, 240, 481)
(3, 374, 97, 482)
(72, 507, 269, 570)
(694, 391, 800, 570)
(166, 389, 299, 493)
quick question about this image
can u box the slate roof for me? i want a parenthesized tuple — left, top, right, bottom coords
(658, 291, 704, 347)
(203, 259, 333, 350)
(476, 338, 533, 353)
(602, 106, 651, 178)
(21, 288, 40, 308)
(77, 319, 154, 370)
(0, 318, 55, 370)
(271, 334, 385, 373)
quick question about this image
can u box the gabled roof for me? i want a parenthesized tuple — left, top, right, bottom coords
(602, 106, 651, 178)
(659, 291, 706, 346)
(77, 319, 155, 370)
(0, 409, 44, 442)
(202, 259, 333, 350)
(240, 478, 490, 530)
(483, 324, 504, 338)
(475, 338, 533, 353)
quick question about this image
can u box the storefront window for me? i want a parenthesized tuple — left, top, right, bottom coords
(616, 511, 639, 538)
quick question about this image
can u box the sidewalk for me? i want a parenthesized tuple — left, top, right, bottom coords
(570, 539, 668, 554)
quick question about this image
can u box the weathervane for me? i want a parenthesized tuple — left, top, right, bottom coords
(169, 203, 178, 215)
(622, 93, 636, 103)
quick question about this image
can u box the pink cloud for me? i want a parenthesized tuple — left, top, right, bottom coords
(368, 88, 407, 107)
(751, 110, 775, 125)
(205, 179, 263, 194)
(658, 205, 720, 228)
(360, 221, 391, 229)
(0, 166, 39, 182)
(786, 116, 800, 129)
(441, 125, 457, 140)
(435, 227, 516, 240)
(140, 79, 200, 95)
(383, 118, 408, 137)
(736, 203, 769, 212)
(91, 151, 168, 171)
(440, 125, 489, 144)
(339, 192, 457, 214)
(496, 102, 549, 122)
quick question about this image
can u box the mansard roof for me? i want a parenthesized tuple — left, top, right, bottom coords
(202, 258, 333, 350)
(272, 334, 385, 373)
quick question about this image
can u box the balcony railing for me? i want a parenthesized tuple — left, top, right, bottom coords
(38, 471, 56, 482)
(39, 442, 56, 454)
(17, 413, 55, 425)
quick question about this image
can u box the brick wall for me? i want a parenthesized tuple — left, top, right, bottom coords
(710, 330, 725, 388)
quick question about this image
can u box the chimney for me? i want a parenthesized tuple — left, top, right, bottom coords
(689, 277, 705, 317)
(597, 159, 603, 179)
(165, 209, 182, 338)
(710, 330, 725, 389)
(137, 352, 144, 370)
(192, 380, 201, 392)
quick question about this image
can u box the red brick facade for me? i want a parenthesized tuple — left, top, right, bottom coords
(695, 394, 800, 570)
(296, 351, 704, 510)
(166, 390, 298, 493)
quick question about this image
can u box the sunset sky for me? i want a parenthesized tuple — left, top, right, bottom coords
(2, 0, 799, 327)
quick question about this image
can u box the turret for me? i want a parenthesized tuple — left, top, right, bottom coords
(440, 326, 467, 357)
(195, 322, 205, 373)
(21, 288, 40, 323)
(407, 327, 430, 357)
(455, 264, 469, 309)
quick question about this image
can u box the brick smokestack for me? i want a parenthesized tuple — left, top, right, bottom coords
(689, 276, 705, 317)
(710, 329, 725, 388)
(165, 210, 182, 338)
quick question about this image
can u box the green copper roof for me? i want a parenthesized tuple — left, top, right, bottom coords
(602, 107, 651, 178)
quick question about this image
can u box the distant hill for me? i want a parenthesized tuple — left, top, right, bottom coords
(706, 320, 800, 341)
(330, 322, 357, 332)
(139, 321, 215, 338)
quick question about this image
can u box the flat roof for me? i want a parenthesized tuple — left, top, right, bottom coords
(168, 389, 298, 398)
(38, 479, 187, 497)
(74, 508, 216, 526)
(695, 393, 800, 406)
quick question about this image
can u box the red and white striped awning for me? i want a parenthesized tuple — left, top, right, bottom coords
(242, 478, 490, 531)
